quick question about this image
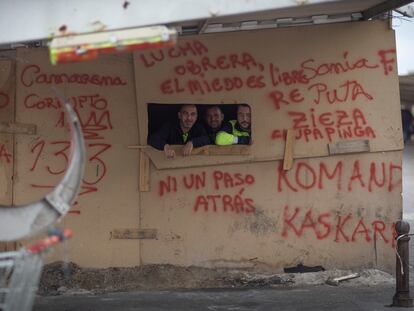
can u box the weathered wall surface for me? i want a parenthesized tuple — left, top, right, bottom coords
(141, 153, 401, 272)
(12, 49, 141, 267)
(134, 20, 402, 272)
(135, 21, 402, 169)
(0, 59, 14, 206)
(0, 54, 19, 252)
(0, 20, 403, 272)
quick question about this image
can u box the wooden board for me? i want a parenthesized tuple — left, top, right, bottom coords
(328, 139, 370, 155)
(139, 151, 150, 191)
(13, 48, 142, 267)
(140, 150, 402, 271)
(283, 129, 295, 170)
(111, 228, 157, 239)
(0, 122, 36, 135)
(0, 58, 17, 252)
(134, 20, 402, 170)
(0, 59, 15, 206)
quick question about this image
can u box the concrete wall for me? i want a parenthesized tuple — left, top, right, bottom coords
(0, 20, 402, 272)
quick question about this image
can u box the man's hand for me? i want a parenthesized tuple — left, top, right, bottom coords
(182, 141, 193, 156)
(164, 144, 176, 159)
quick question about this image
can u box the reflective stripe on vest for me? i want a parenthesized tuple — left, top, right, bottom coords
(182, 132, 189, 143)
(229, 120, 249, 137)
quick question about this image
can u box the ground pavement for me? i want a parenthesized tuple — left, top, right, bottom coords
(33, 285, 403, 311)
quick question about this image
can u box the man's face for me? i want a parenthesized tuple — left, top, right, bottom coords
(205, 107, 224, 130)
(237, 106, 251, 130)
(178, 105, 198, 132)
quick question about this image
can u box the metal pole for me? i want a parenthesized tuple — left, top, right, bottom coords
(393, 220, 414, 307)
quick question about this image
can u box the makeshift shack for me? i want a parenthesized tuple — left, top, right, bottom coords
(0, 1, 406, 275)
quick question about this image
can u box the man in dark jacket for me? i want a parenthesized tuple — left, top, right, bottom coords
(204, 105, 225, 144)
(148, 104, 209, 158)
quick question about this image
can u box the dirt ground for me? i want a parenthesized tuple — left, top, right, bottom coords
(38, 261, 395, 296)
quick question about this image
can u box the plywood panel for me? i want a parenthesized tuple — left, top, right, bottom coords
(0, 59, 14, 205)
(3, 20, 402, 274)
(14, 48, 140, 267)
(134, 20, 402, 169)
(141, 151, 401, 272)
(283, 129, 294, 170)
(139, 151, 150, 192)
(0, 58, 17, 252)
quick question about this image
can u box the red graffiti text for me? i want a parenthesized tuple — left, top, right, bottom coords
(282, 205, 396, 247)
(139, 40, 209, 68)
(271, 108, 376, 142)
(0, 91, 9, 109)
(20, 65, 127, 87)
(277, 160, 401, 193)
(0, 144, 12, 163)
(268, 80, 373, 110)
(193, 189, 255, 214)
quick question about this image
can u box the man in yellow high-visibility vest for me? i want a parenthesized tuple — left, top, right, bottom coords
(216, 104, 251, 145)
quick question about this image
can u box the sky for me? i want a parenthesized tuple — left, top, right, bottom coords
(394, 16, 414, 76)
